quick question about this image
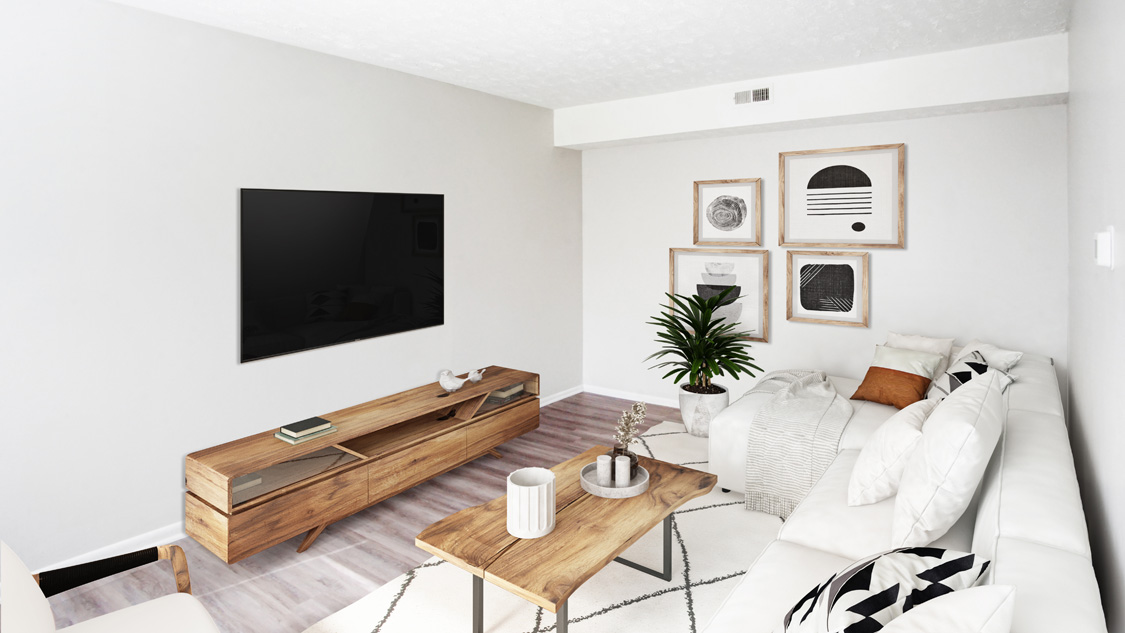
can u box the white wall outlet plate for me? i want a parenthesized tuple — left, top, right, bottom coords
(1094, 226, 1114, 269)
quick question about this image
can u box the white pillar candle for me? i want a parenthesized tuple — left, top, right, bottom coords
(596, 455, 613, 487)
(614, 455, 631, 487)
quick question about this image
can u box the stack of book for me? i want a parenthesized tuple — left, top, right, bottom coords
(274, 416, 338, 445)
(485, 384, 525, 406)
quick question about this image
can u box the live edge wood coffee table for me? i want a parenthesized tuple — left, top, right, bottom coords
(416, 446, 716, 632)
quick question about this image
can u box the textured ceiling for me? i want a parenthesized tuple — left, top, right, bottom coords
(108, 0, 1071, 108)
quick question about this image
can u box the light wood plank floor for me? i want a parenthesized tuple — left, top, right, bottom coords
(48, 393, 679, 632)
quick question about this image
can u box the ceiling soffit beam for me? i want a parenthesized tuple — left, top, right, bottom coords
(554, 34, 1068, 150)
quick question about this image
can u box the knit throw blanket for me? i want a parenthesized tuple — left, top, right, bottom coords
(744, 370, 853, 519)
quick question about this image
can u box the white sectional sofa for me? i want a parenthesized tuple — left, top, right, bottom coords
(704, 353, 1108, 633)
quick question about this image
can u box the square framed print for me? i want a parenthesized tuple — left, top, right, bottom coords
(669, 248, 769, 342)
(693, 178, 762, 246)
(779, 144, 904, 248)
(786, 250, 868, 327)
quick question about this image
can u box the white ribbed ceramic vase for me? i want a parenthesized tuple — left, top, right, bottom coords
(506, 467, 556, 539)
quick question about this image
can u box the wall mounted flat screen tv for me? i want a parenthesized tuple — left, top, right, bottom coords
(240, 188, 443, 363)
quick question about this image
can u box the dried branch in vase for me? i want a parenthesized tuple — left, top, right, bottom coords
(613, 402, 647, 453)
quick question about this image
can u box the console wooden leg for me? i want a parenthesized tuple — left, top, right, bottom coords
(487, 449, 502, 459)
(297, 524, 327, 553)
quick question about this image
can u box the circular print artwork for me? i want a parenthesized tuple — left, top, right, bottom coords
(706, 195, 747, 231)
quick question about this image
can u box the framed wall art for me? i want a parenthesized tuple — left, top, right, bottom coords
(786, 250, 868, 327)
(779, 144, 904, 248)
(669, 248, 769, 342)
(693, 178, 762, 246)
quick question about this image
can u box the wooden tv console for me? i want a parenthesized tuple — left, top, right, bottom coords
(184, 366, 540, 563)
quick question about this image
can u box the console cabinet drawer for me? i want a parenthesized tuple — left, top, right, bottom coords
(187, 464, 368, 563)
(466, 400, 540, 457)
(369, 428, 467, 504)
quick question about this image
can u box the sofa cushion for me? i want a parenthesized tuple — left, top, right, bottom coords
(778, 451, 977, 561)
(826, 376, 901, 453)
(893, 371, 1005, 547)
(779, 547, 991, 633)
(989, 538, 1106, 633)
(701, 540, 853, 633)
(972, 410, 1092, 560)
(838, 397, 900, 452)
(1004, 355, 1064, 416)
(709, 390, 776, 492)
(878, 585, 1015, 633)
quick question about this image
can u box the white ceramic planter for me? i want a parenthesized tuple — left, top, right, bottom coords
(678, 383, 729, 438)
(506, 467, 556, 538)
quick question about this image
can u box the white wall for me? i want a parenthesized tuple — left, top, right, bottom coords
(582, 107, 1068, 407)
(0, 0, 582, 570)
(1067, 0, 1125, 630)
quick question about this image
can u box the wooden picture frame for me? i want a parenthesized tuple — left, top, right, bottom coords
(779, 144, 904, 248)
(786, 250, 869, 327)
(669, 248, 769, 342)
(693, 178, 762, 246)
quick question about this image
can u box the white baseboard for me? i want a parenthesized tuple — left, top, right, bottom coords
(41, 522, 187, 573)
(581, 384, 679, 409)
(539, 385, 584, 406)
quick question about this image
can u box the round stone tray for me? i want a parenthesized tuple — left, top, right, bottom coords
(579, 463, 649, 499)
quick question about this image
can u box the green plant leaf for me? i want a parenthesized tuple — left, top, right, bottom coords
(646, 289, 762, 387)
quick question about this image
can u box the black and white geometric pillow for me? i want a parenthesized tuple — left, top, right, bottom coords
(780, 547, 991, 633)
(927, 351, 1014, 400)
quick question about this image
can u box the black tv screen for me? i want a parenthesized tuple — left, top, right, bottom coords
(240, 188, 443, 362)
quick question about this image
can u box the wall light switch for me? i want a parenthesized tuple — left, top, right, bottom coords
(1094, 226, 1114, 269)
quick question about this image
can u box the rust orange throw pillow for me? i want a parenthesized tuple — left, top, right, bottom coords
(852, 345, 944, 409)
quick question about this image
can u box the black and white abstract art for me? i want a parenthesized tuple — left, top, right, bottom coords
(693, 178, 762, 246)
(787, 251, 869, 327)
(798, 263, 854, 312)
(780, 144, 904, 248)
(671, 248, 769, 342)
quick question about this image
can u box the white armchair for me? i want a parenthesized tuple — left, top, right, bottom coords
(1, 541, 219, 632)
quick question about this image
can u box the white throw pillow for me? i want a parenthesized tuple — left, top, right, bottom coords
(849, 398, 939, 506)
(893, 371, 1007, 546)
(953, 340, 1024, 372)
(880, 585, 1015, 633)
(886, 332, 956, 376)
(777, 547, 992, 633)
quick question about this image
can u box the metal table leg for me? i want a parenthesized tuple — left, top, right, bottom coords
(473, 575, 483, 633)
(613, 514, 673, 581)
(470, 516, 670, 632)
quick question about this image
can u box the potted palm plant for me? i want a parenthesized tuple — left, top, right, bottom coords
(646, 287, 762, 437)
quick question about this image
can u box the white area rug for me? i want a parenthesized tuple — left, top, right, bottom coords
(305, 422, 780, 633)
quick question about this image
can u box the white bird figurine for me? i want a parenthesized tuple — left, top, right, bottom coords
(438, 370, 468, 393)
(468, 368, 486, 383)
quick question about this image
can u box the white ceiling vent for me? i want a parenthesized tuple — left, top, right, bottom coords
(734, 86, 772, 105)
